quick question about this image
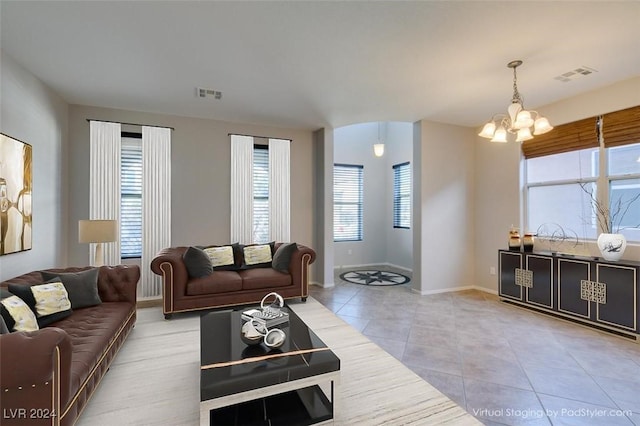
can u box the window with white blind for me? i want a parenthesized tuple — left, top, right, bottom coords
(393, 162, 411, 229)
(334, 164, 363, 242)
(253, 145, 269, 243)
(120, 134, 142, 258)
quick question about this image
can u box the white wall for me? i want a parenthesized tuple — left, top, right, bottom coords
(385, 122, 413, 270)
(474, 76, 640, 292)
(413, 120, 476, 294)
(333, 122, 413, 270)
(313, 127, 335, 287)
(0, 50, 68, 281)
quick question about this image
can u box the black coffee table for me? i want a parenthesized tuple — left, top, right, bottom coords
(199, 306, 341, 425)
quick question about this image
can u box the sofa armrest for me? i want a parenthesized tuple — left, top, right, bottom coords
(289, 245, 316, 297)
(150, 247, 189, 315)
(0, 328, 72, 425)
(97, 265, 140, 304)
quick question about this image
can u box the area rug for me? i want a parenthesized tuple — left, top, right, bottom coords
(339, 270, 411, 286)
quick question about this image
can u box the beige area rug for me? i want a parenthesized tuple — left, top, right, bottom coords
(77, 298, 480, 425)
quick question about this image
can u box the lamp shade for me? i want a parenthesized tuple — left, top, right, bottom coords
(516, 127, 533, 142)
(514, 110, 534, 129)
(491, 126, 508, 143)
(478, 122, 496, 138)
(373, 143, 385, 157)
(533, 117, 553, 135)
(79, 220, 117, 243)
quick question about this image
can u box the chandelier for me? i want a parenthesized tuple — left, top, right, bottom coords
(478, 60, 553, 143)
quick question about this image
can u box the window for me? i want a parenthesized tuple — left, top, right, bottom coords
(607, 142, 640, 242)
(333, 164, 363, 242)
(120, 134, 142, 258)
(393, 162, 411, 229)
(253, 145, 269, 243)
(525, 106, 640, 243)
(526, 142, 640, 243)
(526, 148, 600, 240)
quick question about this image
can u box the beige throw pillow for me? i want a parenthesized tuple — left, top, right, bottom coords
(1, 296, 39, 332)
(243, 244, 273, 266)
(203, 246, 235, 268)
(31, 282, 71, 316)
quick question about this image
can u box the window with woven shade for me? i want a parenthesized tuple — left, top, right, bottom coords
(524, 105, 640, 243)
(521, 116, 598, 159)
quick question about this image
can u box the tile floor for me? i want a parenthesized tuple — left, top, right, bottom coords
(309, 266, 640, 426)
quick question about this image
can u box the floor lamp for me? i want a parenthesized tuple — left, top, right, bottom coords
(79, 220, 117, 266)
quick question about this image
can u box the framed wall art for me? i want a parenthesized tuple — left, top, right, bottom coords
(0, 133, 32, 255)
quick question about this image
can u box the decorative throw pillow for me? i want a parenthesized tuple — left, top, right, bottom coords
(272, 242, 298, 273)
(0, 295, 39, 332)
(183, 246, 213, 278)
(203, 245, 235, 268)
(41, 268, 102, 309)
(0, 314, 9, 334)
(243, 244, 273, 268)
(8, 281, 73, 328)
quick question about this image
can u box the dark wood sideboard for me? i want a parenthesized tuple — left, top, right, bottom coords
(498, 250, 640, 340)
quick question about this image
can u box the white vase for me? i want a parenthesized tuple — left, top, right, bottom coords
(597, 233, 627, 261)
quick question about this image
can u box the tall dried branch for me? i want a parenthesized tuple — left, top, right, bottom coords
(579, 182, 640, 234)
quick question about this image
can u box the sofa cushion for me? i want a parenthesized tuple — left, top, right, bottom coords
(183, 246, 213, 278)
(50, 302, 134, 401)
(239, 268, 292, 290)
(41, 268, 102, 309)
(0, 314, 8, 334)
(8, 281, 73, 327)
(272, 242, 298, 273)
(186, 271, 243, 296)
(0, 295, 39, 332)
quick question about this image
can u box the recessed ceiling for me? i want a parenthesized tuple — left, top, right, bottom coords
(1, 1, 639, 130)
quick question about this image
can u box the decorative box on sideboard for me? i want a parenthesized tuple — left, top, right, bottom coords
(498, 250, 640, 340)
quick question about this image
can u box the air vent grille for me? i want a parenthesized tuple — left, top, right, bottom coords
(196, 87, 222, 100)
(554, 66, 598, 83)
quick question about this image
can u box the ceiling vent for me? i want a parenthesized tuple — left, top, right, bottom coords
(554, 66, 598, 83)
(196, 87, 222, 100)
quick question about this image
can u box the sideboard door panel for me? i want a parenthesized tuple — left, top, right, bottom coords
(499, 251, 522, 300)
(596, 264, 637, 331)
(526, 255, 553, 309)
(558, 259, 590, 319)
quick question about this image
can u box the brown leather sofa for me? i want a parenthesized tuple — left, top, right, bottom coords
(0, 265, 139, 426)
(151, 243, 315, 319)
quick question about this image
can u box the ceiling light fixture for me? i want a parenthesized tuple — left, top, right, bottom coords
(478, 60, 553, 143)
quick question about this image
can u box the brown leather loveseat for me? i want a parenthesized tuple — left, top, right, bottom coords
(151, 243, 315, 319)
(0, 265, 139, 426)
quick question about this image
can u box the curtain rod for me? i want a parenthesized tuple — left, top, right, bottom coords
(228, 132, 292, 142)
(86, 119, 174, 131)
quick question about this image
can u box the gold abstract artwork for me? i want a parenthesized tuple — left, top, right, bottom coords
(0, 133, 33, 255)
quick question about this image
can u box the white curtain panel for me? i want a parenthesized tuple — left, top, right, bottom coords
(141, 126, 171, 298)
(230, 135, 254, 244)
(269, 138, 291, 242)
(89, 121, 121, 266)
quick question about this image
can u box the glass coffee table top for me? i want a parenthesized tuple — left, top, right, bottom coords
(200, 306, 340, 402)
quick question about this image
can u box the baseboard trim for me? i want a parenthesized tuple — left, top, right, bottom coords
(136, 298, 163, 309)
(410, 285, 498, 296)
(310, 281, 335, 289)
(334, 262, 413, 273)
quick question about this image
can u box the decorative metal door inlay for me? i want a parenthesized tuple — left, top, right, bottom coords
(580, 280, 607, 304)
(515, 268, 533, 288)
